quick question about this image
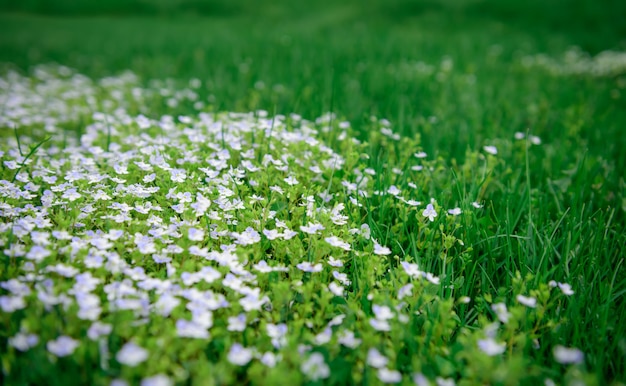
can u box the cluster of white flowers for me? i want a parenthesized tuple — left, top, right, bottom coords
(521, 46, 626, 77)
(0, 66, 583, 384)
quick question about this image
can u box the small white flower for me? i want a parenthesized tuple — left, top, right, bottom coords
(387, 185, 401, 196)
(516, 294, 537, 308)
(360, 223, 371, 239)
(301, 353, 330, 381)
(87, 322, 113, 340)
(284, 175, 299, 186)
(369, 318, 391, 332)
(187, 227, 204, 241)
(483, 145, 498, 155)
(260, 352, 278, 367)
(140, 374, 173, 386)
(337, 330, 361, 348)
(325, 236, 351, 251)
(557, 282, 575, 296)
(413, 373, 430, 386)
(228, 343, 253, 366)
(447, 207, 462, 216)
(378, 368, 402, 384)
(300, 222, 325, 235)
(116, 342, 149, 367)
(436, 377, 456, 386)
(422, 204, 437, 222)
(553, 345, 584, 364)
(367, 348, 388, 368)
(328, 256, 343, 267)
(373, 305, 394, 320)
(47, 336, 79, 357)
(373, 243, 392, 255)
(491, 303, 511, 324)
(227, 314, 247, 332)
(9, 332, 39, 351)
(401, 261, 421, 278)
(297, 261, 323, 273)
(478, 338, 506, 356)
(398, 283, 413, 300)
(329, 282, 345, 296)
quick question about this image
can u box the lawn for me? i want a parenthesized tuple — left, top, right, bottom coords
(1, 0, 625, 385)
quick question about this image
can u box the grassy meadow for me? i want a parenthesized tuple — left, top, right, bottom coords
(1, 0, 625, 385)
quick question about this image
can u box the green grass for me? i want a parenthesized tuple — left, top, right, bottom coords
(1, 0, 625, 384)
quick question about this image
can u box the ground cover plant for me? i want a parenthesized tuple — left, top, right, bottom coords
(1, 1, 626, 385)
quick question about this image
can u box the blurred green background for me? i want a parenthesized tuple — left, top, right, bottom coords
(1, 0, 625, 178)
(1, 1, 626, 381)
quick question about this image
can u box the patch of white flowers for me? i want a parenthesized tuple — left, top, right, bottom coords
(0, 66, 581, 384)
(521, 46, 626, 77)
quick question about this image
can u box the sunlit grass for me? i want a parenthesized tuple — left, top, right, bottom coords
(1, 1, 625, 384)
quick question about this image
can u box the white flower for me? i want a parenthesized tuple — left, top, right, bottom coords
(553, 345, 584, 364)
(329, 282, 344, 296)
(325, 236, 351, 251)
(47, 336, 79, 357)
(483, 145, 498, 155)
(300, 222, 325, 235)
(301, 353, 330, 381)
(262, 229, 281, 240)
(227, 314, 247, 332)
(0, 295, 26, 312)
(260, 352, 278, 367)
(328, 256, 343, 267)
(478, 338, 506, 356)
(367, 348, 388, 368)
(398, 283, 413, 300)
(297, 261, 323, 273)
(373, 243, 392, 255)
(337, 330, 361, 348)
(372, 305, 394, 320)
(140, 374, 173, 386)
(9, 332, 39, 351)
(360, 223, 371, 239)
(187, 227, 204, 241)
(87, 322, 113, 340)
(370, 318, 391, 332)
(387, 185, 401, 196)
(170, 168, 187, 182)
(516, 294, 537, 308)
(401, 261, 420, 278)
(378, 368, 402, 383)
(116, 342, 149, 367)
(491, 303, 511, 324)
(447, 207, 462, 216)
(436, 377, 456, 386)
(284, 175, 299, 186)
(314, 328, 332, 345)
(176, 319, 210, 339)
(422, 204, 437, 222)
(228, 343, 254, 366)
(557, 282, 575, 296)
(26, 245, 51, 262)
(413, 373, 430, 386)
